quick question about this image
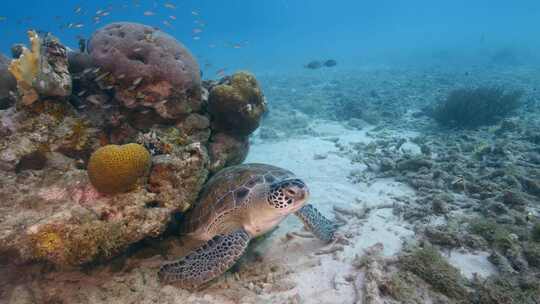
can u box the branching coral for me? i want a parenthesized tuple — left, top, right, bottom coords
(8, 30, 41, 105)
(432, 87, 523, 128)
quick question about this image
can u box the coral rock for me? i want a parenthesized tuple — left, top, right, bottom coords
(208, 71, 266, 136)
(87, 143, 151, 194)
(208, 132, 249, 173)
(88, 22, 201, 119)
(0, 54, 16, 109)
(9, 31, 72, 105)
(148, 142, 209, 211)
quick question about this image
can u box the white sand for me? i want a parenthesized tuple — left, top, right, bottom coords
(448, 251, 497, 280)
(182, 120, 495, 303)
(241, 121, 416, 303)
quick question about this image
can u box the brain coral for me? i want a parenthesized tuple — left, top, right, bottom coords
(88, 22, 201, 119)
(87, 143, 151, 194)
(208, 71, 266, 136)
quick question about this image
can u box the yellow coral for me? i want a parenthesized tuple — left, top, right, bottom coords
(8, 30, 41, 105)
(87, 143, 151, 194)
(34, 231, 63, 258)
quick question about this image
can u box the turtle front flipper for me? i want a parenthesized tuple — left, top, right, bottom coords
(158, 229, 250, 289)
(295, 204, 337, 243)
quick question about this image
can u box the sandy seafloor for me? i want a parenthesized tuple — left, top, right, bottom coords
(154, 121, 495, 304)
(8, 65, 540, 304)
(6, 120, 498, 304)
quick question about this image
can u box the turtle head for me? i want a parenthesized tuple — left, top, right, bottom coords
(267, 178, 309, 214)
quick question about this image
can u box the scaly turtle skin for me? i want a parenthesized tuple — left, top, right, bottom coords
(158, 163, 337, 289)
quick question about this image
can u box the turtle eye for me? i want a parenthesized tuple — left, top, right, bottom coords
(285, 188, 297, 197)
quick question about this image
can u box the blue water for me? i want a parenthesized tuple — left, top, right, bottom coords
(1, 1, 540, 75)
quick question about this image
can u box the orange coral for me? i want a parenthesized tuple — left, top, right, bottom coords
(87, 143, 151, 194)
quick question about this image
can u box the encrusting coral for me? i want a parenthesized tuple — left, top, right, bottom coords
(87, 143, 151, 194)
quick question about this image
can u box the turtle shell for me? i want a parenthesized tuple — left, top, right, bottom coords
(184, 163, 295, 234)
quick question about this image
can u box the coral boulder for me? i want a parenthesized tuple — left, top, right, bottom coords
(208, 71, 266, 136)
(88, 22, 202, 119)
(9, 31, 72, 105)
(87, 143, 151, 194)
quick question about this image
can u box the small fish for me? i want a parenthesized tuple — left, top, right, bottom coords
(156, 99, 168, 106)
(104, 85, 114, 90)
(191, 10, 199, 16)
(144, 11, 156, 16)
(77, 90, 87, 97)
(140, 109, 151, 114)
(133, 47, 142, 52)
(169, 15, 177, 20)
(133, 77, 143, 86)
(194, 20, 206, 27)
(323, 59, 337, 67)
(74, 7, 82, 14)
(96, 9, 104, 15)
(163, 20, 172, 27)
(192, 28, 203, 34)
(94, 72, 110, 82)
(86, 95, 105, 105)
(101, 11, 110, 17)
(233, 44, 242, 49)
(92, 67, 101, 74)
(164, 3, 176, 9)
(101, 104, 113, 109)
(117, 74, 126, 79)
(82, 67, 93, 74)
(192, 36, 201, 40)
(127, 85, 136, 91)
(74, 23, 84, 28)
(304, 60, 322, 69)
(216, 68, 226, 77)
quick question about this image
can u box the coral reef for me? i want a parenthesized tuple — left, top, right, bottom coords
(208, 132, 249, 173)
(88, 22, 201, 119)
(8, 31, 72, 105)
(432, 87, 523, 128)
(87, 143, 151, 194)
(148, 142, 209, 211)
(0, 54, 16, 109)
(208, 71, 266, 136)
(0, 20, 266, 272)
(8, 31, 41, 104)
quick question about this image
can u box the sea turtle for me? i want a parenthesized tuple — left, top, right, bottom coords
(158, 163, 337, 289)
